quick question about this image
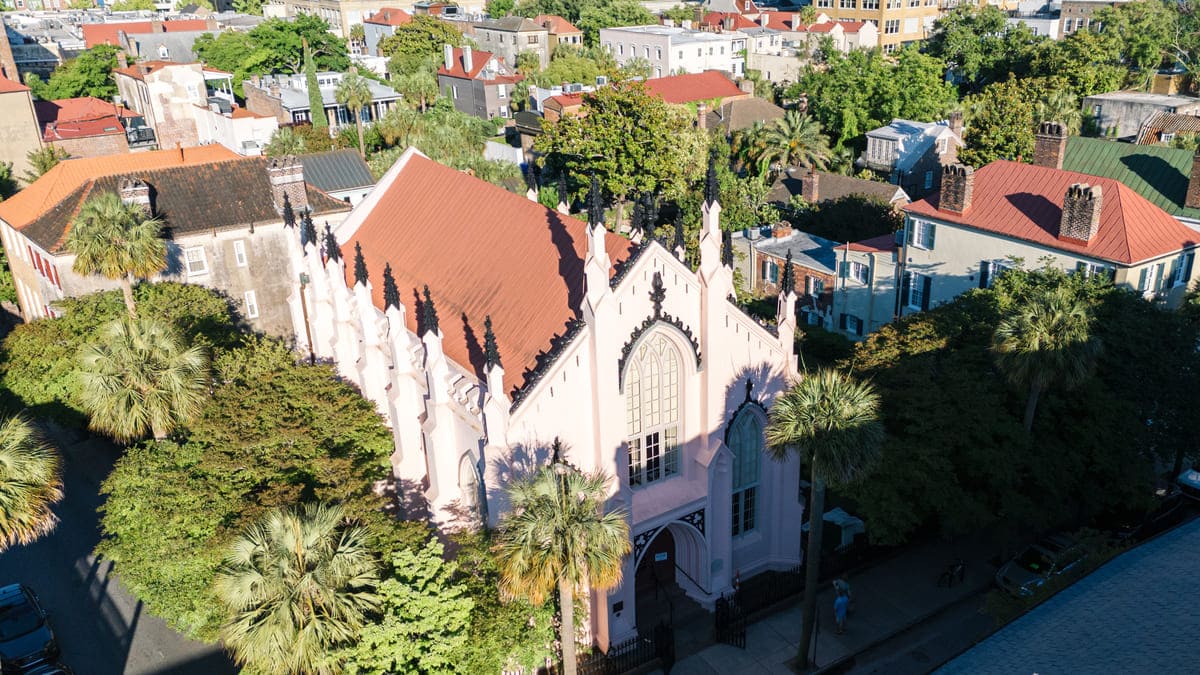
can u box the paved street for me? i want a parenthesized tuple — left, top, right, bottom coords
(0, 426, 235, 675)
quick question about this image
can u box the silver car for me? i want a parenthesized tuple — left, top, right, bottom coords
(995, 534, 1087, 598)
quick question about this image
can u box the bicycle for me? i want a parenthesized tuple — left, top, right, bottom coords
(938, 558, 966, 587)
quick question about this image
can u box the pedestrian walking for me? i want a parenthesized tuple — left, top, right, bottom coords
(834, 590, 850, 635)
(833, 576, 853, 614)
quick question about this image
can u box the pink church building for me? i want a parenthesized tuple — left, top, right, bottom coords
(285, 147, 805, 649)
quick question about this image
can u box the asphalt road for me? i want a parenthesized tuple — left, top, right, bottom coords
(0, 426, 236, 675)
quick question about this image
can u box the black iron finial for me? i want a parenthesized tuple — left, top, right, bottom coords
(323, 224, 340, 262)
(745, 378, 754, 402)
(421, 285, 439, 335)
(484, 315, 502, 369)
(301, 210, 317, 248)
(353, 241, 368, 286)
(644, 192, 658, 239)
(558, 172, 568, 208)
(551, 436, 562, 464)
(382, 263, 400, 310)
(282, 192, 295, 229)
(650, 271, 665, 317)
(630, 193, 645, 235)
(704, 149, 720, 207)
(587, 173, 604, 228)
(673, 210, 685, 253)
(781, 249, 794, 295)
(721, 229, 733, 267)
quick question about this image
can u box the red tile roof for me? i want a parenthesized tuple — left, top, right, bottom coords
(0, 76, 29, 94)
(547, 93, 583, 108)
(533, 14, 581, 34)
(903, 161, 1200, 265)
(840, 21, 870, 32)
(35, 97, 138, 125)
(699, 12, 759, 30)
(848, 233, 897, 253)
(113, 60, 192, 81)
(437, 47, 523, 84)
(82, 20, 209, 48)
(644, 71, 744, 104)
(339, 151, 633, 395)
(365, 8, 412, 26)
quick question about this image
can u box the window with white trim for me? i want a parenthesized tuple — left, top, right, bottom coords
(243, 290, 259, 319)
(1173, 252, 1194, 287)
(729, 409, 761, 536)
(846, 261, 869, 284)
(1076, 261, 1113, 279)
(233, 240, 248, 267)
(806, 276, 824, 297)
(908, 220, 936, 250)
(183, 247, 209, 276)
(761, 259, 779, 284)
(626, 333, 681, 487)
(904, 271, 930, 310)
(978, 259, 1012, 289)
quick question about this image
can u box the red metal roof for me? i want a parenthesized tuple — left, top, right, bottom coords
(365, 8, 412, 26)
(82, 20, 209, 48)
(0, 76, 29, 94)
(903, 161, 1200, 265)
(340, 152, 633, 395)
(644, 71, 743, 104)
(35, 96, 138, 125)
(848, 233, 898, 253)
(437, 47, 523, 84)
(533, 14, 581, 34)
(42, 115, 125, 142)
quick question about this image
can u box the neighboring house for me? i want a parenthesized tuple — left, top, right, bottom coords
(34, 96, 153, 158)
(466, 17, 550, 70)
(543, 92, 584, 122)
(754, 14, 878, 55)
(703, 96, 784, 134)
(1050, 132, 1200, 225)
(750, 222, 838, 325)
(784, 0, 937, 52)
(294, 146, 803, 654)
(114, 60, 236, 149)
(124, 30, 217, 63)
(533, 14, 582, 50)
(437, 45, 523, 120)
(769, 167, 910, 208)
(262, 0, 408, 38)
(531, 81, 600, 114)
(744, 28, 803, 85)
(599, 25, 746, 78)
(0, 76, 44, 182)
(363, 7, 412, 57)
(81, 19, 213, 49)
(193, 99, 278, 156)
(644, 70, 749, 106)
(1006, 9, 1062, 39)
(1134, 110, 1200, 145)
(0, 146, 351, 335)
(243, 70, 400, 129)
(857, 116, 964, 200)
(942, 517, 1200, 674)
(835, 232, 902, 338)
(1082, 91, 1200, 141)
(896, 161, 1200, 323)
(1060, 0, 1127, 35)
(297, 149, 375, 205)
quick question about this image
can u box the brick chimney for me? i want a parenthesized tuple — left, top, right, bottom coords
(119, 177, 151, 214)
(939, 164, 974, 214)
(267, 156, 308, 215)
(739, 78, 754, 94)
(772, 222, 793, 238)
(1033, 121, 1068, 170)
(697, 102, 708, 130)
(1059, 183, 1103, 242)
(1186, 150, 1200, 210)
(117, 51, 128, 69)
(948, 110, 963, 137)
(801, 168, 819, 203)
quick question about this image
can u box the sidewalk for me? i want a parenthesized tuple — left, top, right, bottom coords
(660, 538, 994, 674)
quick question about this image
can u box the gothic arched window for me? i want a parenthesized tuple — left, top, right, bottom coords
(625, 333, 681, 486)
(729, 409, 762, 536)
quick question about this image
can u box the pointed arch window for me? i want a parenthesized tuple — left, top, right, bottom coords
(729, 410, 762, 536)
(625, 333, 681, 487)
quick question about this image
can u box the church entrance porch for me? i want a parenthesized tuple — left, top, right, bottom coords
(633, 525, 712, 657)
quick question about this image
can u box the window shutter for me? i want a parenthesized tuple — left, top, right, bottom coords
(1075, 261, 1087, 276)
(900, 271, 912, 308)
(1156, 263, 1167, 290)
(839, 313, 847, 330)
(905, 222, 914, 245)
(761, 260, 768, 279)
(1185, 253, 1195, 285)
(979, 260, 990, 289)
(920, 275, 932, 311)
(926, 223, 936, 249)
(1138, 267, 1149, 291)
(1170, 258, 1180, 285)
(840, 261, 849, 279)
(856, 318, 864, 336)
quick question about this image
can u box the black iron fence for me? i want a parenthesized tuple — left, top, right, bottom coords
(550, 627, 668, 675)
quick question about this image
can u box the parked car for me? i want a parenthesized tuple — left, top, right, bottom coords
(995, 534, 1087, 598)
(0, 585, 57, 673)
(21, 663, 71, 675)
(1177, 468, 1200, 501)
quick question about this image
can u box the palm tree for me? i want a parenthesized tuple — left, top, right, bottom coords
(756, 110, 833, 176)
(77, 316, 209, 442)
(266, 126, 308, 156)
(0, 414, 63, 552)
(494, 448, 630, 675)
(765, 370, 884, 667)
(65, 192, 166, 317)
(336, 69, 373, 157)
(991, 286, 1102, 433)
(731, 121, 769, 175)
(215, 503, 380, 675)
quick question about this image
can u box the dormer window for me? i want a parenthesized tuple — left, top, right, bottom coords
(157, 44, 169, 59)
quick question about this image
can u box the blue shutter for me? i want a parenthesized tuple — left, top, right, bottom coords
(1185, 253, 1195, 285)
(926, 223, 936, 250)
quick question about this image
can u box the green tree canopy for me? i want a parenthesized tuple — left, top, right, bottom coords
(26, 44, 121, 101)
(960, 76, 1037, 166)
(0, 413, 62, 551)
(926, 6, 1044, 90)
(378, 16, 464, 60)
(576, 0, 655, 46)
(65, 192, 167, 317)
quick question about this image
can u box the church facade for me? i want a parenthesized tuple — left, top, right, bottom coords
(286, 147, 805, 648)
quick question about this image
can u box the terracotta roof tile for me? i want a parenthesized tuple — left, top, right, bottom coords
(365, 8, 413, 26)
(533, 14, 581, 34)
(82, 20, 208, 48)
(903, 161, 1200, 265)
(547, 93, 583, 108)
(35, 97, 138, 125)
(644, 71, 743, 104)
(0, 76, 30, 94)
(339, 151, 632, 394)
(0, 145, 237, 231)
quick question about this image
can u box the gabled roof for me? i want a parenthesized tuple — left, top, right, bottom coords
(437, 47, 522, 84)
(35, 97, 139, 126)
(81, 20, 209, 48)
(867, 118, 963, 173)
(706, 96, 784, 133)
(337, 149, 633, 395)
(904, 160, 1200, 265)
(0, 76, 30, 94)
(0, 146, 238, 231)
(699, 11, 759, 30)
(113, 60, 197, 82)
(297, 149, 375, 193)
(848, 232, 898, 253)
(41, 115, 126, 142)
(1135, 111, 1200, 145)
(533, 14, 581, 34)
(18, 156, 348, 253)
(645, 71, 743, 105)
(546, 93, 583, 109)
(769, 167, 909, 206)
(365, 8, 413, 26)
(1061, 136, 1200, 221)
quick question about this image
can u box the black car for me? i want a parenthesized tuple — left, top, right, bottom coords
(0, 585, 57, 673)
(20, 664, 71, 675)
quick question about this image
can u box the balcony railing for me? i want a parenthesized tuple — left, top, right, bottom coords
(126, 127, 157, 147)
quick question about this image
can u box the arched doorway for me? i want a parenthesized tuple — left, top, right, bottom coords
(633, 522, 708, 638)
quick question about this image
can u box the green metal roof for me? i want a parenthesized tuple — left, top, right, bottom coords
(1061, 137, 1200, 221)
(297, 149, 375, 194)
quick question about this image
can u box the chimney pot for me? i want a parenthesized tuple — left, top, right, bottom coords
(1185, 150, 1200, 210)
(1060, 183, 1103, 241)
(939, 164, 974, 214)
(443, 43, 454, 71)
(1034, 120, 1068, 170)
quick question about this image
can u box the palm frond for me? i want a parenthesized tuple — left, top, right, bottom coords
(0, 413, 62, 550)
